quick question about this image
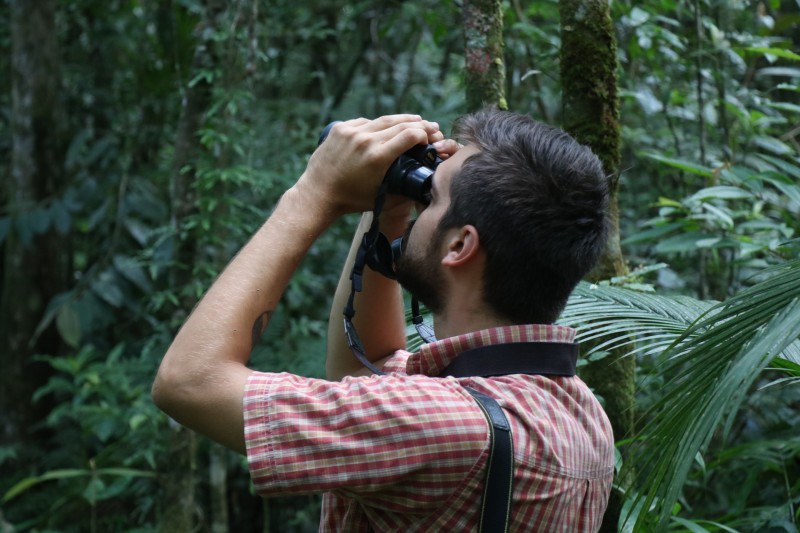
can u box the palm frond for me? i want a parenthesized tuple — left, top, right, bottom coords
(560, 283, 716, 357)
(559, 259, 800, 531)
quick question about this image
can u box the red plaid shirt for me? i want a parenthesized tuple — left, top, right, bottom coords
(244, 325, 614, 532)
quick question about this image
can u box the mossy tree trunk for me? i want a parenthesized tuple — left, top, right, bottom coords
(2, 0, 69, 452)
(559, 1, 633, 531)
(158, 3, 221, 530)
(462, 0, 508, 111)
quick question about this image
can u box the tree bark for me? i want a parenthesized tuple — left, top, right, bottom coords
(159, 422, 198, 533)
(209, 443, 230, 533)
(1, 0, 69, 450)
(559, 1, 632, 531)
(158, 3, 220, 529)
(463, 0, 508, 111)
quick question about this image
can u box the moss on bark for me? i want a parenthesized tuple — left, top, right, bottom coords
(463, 0, 507, 111)
(559, 3, 633, 530)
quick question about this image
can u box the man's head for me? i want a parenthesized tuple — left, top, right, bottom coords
(400, 109, 609, 325)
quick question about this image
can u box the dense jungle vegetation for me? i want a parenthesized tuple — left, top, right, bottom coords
(1, 0, 799, 531)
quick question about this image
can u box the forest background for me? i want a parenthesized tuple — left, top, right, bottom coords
(1, 0, 799, 531)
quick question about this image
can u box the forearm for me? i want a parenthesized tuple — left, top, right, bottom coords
(153, 182, 338, 451)
(152, 114, 441, 452)
(172, 184, 335, 361)
(326, 211, 409, 380)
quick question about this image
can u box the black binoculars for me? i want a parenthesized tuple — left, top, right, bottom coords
(318, 121, 441, 205)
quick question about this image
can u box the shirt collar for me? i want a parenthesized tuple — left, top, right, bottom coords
(406, 324, 577, 377)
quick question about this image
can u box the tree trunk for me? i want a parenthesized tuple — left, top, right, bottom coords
(209, 443, 230, 533)
(463, 0, 508, 111)
(1, 0, 69, 450)
(159, 422, 198, 533)
(559, 1, 632, 531)
(158, 4, 219, 529)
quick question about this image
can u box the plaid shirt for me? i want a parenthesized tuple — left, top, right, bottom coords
(244, 325, 615, 532)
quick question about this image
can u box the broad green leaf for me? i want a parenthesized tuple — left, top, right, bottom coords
(56, 304, 82, 348)
(2, 467, 156, 503)
(744, 46, 800, 61)
(2, 469, 89, 503)
(752, 135, 793, 156)
(642, 153, 714, 178)
(756, 67, 800, 78)
(655, 232, 720, 253)
(622, 222, 684, 246)
(756, 153, 800, 179)
(700, 203, 734, 229)
(689, 186, 754, 202)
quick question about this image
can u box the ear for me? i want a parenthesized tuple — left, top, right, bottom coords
(441, 225, 481, 268)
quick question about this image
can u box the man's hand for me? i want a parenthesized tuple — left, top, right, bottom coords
(297, 115, 443, 216)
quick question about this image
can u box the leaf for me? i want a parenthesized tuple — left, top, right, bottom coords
(50, 200, 72, 235)
(757, 172, 800, 208)
(752, 135, 792, 156)
(756, 153, 800, 180)
(689, 186, 754, 202)
(626, 260, 800, 531)
(701, 203, 734, 229)
(767, 102, 800, 114)
(756, 67, 800, 78)
(91, 270, 126, 308)
(31, 290, 73, 346)
(2, 469, 90, 503)
(2, 467, 156, 503)
(113, 255, 152, 292)
(622, 222, 685, 246)
(82, 476, 105, 505)
(654, 232, 720, 253)
(770, 357, 800, 377)
(669, 516, 714, 533)
(56, 304, 82, 348)
(642, 153, 714, 178)
(557, 261, 800, 531)
(129, 413, 148, 431)
(744, 46, 800, 61)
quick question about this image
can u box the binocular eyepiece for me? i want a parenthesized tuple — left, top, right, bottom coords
(318, 121, 441, 205)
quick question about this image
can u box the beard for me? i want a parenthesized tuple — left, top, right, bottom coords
(395, 220, 446, 315)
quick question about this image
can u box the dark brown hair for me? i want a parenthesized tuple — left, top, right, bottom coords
(439, 109, 610, 324)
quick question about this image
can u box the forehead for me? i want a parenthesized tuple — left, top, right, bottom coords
(433, 144, 480, 191)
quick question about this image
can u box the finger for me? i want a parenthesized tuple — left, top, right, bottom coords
(325, 118, 369, 142)
(365, 114, 423, 132)
(346, 117, 371, 127)
(432, 139, 461, 158)
(377, 123, 431, 155)
(428, 130, 445, 144)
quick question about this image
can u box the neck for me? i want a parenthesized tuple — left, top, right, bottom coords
(432, 302, 513, 340)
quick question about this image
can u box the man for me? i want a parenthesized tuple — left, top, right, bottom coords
(153, 110, 615, 531)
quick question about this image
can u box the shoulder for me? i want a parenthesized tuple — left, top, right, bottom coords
(469, 375, 615, 477)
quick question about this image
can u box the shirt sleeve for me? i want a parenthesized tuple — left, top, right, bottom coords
(380, 349, 412, 373)
(243, 371, 489, 512)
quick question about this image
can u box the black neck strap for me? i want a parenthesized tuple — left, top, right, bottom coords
(439, 341, 578, 378)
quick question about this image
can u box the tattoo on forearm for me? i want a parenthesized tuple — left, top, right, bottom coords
(251, 310, 273, 350)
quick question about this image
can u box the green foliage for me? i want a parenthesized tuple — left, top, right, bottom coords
(560, 256, 800, 531)
(1, 342, 167, 530)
